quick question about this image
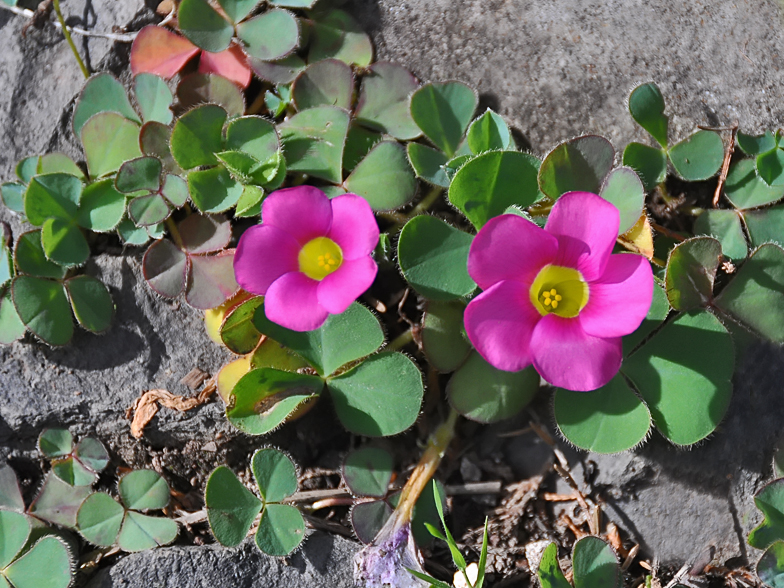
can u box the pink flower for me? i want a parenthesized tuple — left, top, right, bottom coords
(234, 186, 379, 332)
(464, 192, 654, 391)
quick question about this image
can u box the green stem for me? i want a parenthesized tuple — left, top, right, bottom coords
(409, 186, 443, 217)
(391, 408, 459, 527)
(386, 329, 413, 352)
(165, 217, 184, 249)
(52, 0, 89, 79)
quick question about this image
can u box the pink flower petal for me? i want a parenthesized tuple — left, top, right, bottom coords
(261, 186, 333, 246)
(130, 26, 200, 79)
(264, 272, 329, 332)
(234, 224, 299, 296)
(468, 214, 559, 290)
(327, 194, 379, 261)
(198, 44, 252, 89)
(545, 192, 620, 281)
(317, 257, 378, 314)
(464, 280, 541, 372)
(530, 315, 622, 391)
(580, 254, 654, 338)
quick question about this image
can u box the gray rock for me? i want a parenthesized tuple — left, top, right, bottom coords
(85, 532, 360, 588)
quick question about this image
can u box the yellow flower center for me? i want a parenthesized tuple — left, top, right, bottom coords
(298, 237, 343, 281)
(529, 264, 589, 318)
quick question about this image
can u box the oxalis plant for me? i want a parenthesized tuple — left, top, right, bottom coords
(1, 0, 784, 586)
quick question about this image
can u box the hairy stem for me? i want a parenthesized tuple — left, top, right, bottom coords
(52, 0, 89, 78)
(390, 408, 459, 527)
(386, 329, 414, 352)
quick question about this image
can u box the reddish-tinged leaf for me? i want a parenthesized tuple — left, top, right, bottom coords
(131, 26, 200, 79)
(187, 250, 239, 309)
(142, 239, 189, 298)
(198, 44, 252, 89)
(179, 214, 232, 254)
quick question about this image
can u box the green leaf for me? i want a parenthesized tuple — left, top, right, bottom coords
(140, 121, 182, 175)
(669, 130, 724, 181)
(225, 116, 279, 163)
(205, 466, 262, 547)
(134, 73, 174, 125)
(14, 231, 66, 279)
(750, 480, 784, 549)
(77, 492, 125, 547)
(269, 0, 315, 6)
(37, 153, 84, 179)
(220, 295, 264, 354)
(235, 185, 264, 218)
(4, 536, 73, 588)
(187, 166, 243, 213)
(421, 301, 471, 373)
(725, 158, 784, 209)
(628, 82, 668, 147)
(129, 193, 171, 226)
(73, 73, 141, 136)
(255, 503, 305, 556)
(74, 437, 109, 473)
(410, 82, 477, 158)
(407, 143, 449, 188)
(327, 352, 424, 437)
(278, 105, 349, 184)
(623, 310, 733, 446)
(447, 351, 538, 423)
(758, 148, 784, 187)
(745, 205, 784, 248)
(237, 9, 300, 61)
(343, 124, 381, 172)
(757, 542, 784, 588)
(0, 510, 30, 567)
(714, 243, 784, 342)
(249, 338, 310, 372)
(15, 156, 39, 184)
(38, 429, 73, 457)
(250, 54, 306, 85)
(171, 105, 227, 170)
(12, 277, 73, 346)
(397, 215, 475, 300)
(448, 150, 541, 229)
(0, 291, 26, 345)
(292, 59, 353, 111)
(116, 157, 162, 194)
(28, 472, 91, 527)
(538, 135, 614, 200)
(572, 536, 620, 588)
(345, 141, 416, 211)
(52, 456, 96, 486)
(0, 466, 25, 513)
(177, 72, 245, 118)
(178, 0, 233, 53)
(78, 179, 126, 232)
(599, 166, 645, 235)
(430, 481, 466, 571)
(161, 174, 188, 207)
(1, 182, 25, 214)
(117, 218, 153, 246)
(738, 130, 776, 156)
(65, 275, 114, 333)
(218, 0, 257, 24)
(351, 499, 393, 544)
(621, 142, 667, 192)
(467, 109, 512, 154)
(342, 447, 393, 498)
(118, 469, 170, 511)
(226, 368, 322, 435)
(0, 228, 12, 290)
(81, 113, 142, 178)
(554, 374, 651, 454)
(253, 301, 383, 376)
(24, 173, 81, 226)
(252, 448, 298, 503)
(40, 218, 89, 267)
(355, 61, 420, 141)
(664, 236, 722, 310)
(537, 543, 571, 588)
(693, 209, 747, 260)
(308, 9, 372, 67)
(117, 511, 178, 552)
